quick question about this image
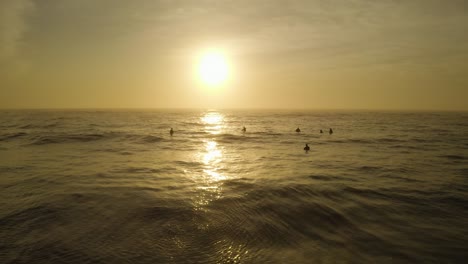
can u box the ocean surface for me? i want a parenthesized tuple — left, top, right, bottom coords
(0, 110, 467, 263)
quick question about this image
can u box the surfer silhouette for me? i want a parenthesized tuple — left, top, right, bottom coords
(170, 128, 174, 136)
(320, 129, 323, 134)
(304, 143, 310, 152)
(329, 128, 333, 135)
(242, 126, 246, 133)
(296, 127, 301, 133)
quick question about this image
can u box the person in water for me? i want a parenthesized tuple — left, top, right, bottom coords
(242, 126, 246, 132)
(304, 143, 310, 151)
(329, 128, 333, 135)
(320, 129, 323, 134)
(170, 128, 174, 136)
(296, 127, 301, 132)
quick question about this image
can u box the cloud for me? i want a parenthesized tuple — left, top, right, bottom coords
(0, 0, 34, 60)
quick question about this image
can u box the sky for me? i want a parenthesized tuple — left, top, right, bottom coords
(1, 0, 467, 110)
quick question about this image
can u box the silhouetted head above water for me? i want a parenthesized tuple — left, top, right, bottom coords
(304, 143, 310, 151)
(296, 128, 301, 132)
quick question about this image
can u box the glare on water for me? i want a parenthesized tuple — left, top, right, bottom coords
(193, 112, 228, 210)
(201, 112, 224, 135)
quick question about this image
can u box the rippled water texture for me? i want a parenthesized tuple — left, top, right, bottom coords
(1, 110, 467, 263)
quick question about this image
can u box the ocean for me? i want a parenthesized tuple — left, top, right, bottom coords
(0, 110, 467, 263)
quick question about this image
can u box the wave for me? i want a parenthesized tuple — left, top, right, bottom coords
(388, 144, 420, 150)
(28, 132, 169, 146)
(0, 132, 28, 141)
(250, 131, 283, 136)
(327, 139, 372, 144)
(30, 133, 107, 145)
(182, 121, 204, 127)
(214, 133, 259, 143)
(18, 122, 60, 129)
(440, 154, 465, 160)
(111, 167, 164, 174)
(377, 175, 420, 184)
(205, 183, 397, 256)
(308, 174, 356, 182)
(377, 137, 405, 143)
(140, 135, 164, 143)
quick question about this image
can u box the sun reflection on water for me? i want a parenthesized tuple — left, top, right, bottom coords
(202, 140, 227, 182)
(193, 112, 228, 210)
(201, 112, 224, 134)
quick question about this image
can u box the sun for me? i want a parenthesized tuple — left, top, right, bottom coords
(198, 50, 229, 86)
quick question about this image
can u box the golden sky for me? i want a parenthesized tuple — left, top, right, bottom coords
(1, 0, 467, 110)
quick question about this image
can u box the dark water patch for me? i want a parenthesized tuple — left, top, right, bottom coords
(141, 135, 164, 143)
(43, 122, 60, 128)
(0, 205, 67, 234)
(123, 133, 161, 143)
(382, 174, 422, 183)
(111, 167, 163, 174)
(0, 165, 33, 173)
(440, 154, 465, 160)
(342, 186, 468, 214)
(31, 137, 59, 145)
(343, 186, 394, 201)
(182, 121, 203, 127)
(140, 205, 197, 222)
(410, 138, 431, 143)
(0, 132, 28, 141)
(19, 124, 34, 129)
(308, 174, 353, 182)
(388, 144, 420, 150)
(174, 160, 203, 167)
(388, 166, 415, 174)
(221, 178, 258, 192)
(134, 186, 166, 193)
(342, 187, 437, 207)
(245, 184, 321, 203)
(356, 165, 383, 173)
(328, 139, 348, 144)
(18, 122, 60, 129)
(278, 140, 297, 145)
(453, 122, 468, 127)
(432, 195, 468, 210)
(251, 131, 283, 136)
(442, 183, 468, 195)
(94, 147, 127, 154)
(209, 187, 395, 255)
(124, 134, 165, 144)
(2, 243, 99, 264)
(68, 134, 105, 141)
(348, 138, 374, 144)
(214, 133, 256, 143)
(30, 133, 107, 145)
(459, 168, 468, 176)
(378, 137, 406, 143)
(186, 131, 208, 135)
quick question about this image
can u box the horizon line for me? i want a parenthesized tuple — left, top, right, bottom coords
(0, 107, 466, 112)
